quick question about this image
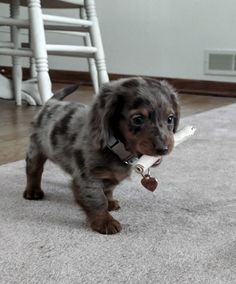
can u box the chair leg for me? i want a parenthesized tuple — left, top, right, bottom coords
(29, 27, 37, 79)
(85, 0, 109, 86)
(28, 27, 37, 79)
(10, 0, 22, 106)
(27, 0, 53, 104)
(29, 57, 37, 79)
(80, 7, 99, 94)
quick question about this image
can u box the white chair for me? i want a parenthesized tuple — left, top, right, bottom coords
(0, 0, 109, 105)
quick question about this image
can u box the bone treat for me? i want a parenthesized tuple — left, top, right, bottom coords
(134, 125, 196, 174)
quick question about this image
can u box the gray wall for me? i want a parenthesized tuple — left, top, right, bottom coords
(0, 0, 236, 82)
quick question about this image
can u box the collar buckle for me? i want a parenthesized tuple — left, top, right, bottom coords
(107, 137, 138, 165)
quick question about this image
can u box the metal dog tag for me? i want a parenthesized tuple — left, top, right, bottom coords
(141, 174, 158, 192)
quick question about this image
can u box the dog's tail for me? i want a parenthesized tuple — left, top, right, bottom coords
(51, 84, 79, 101)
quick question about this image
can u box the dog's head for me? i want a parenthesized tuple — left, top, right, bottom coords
(89, 77, 180, 157)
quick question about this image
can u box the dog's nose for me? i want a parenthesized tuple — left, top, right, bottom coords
(156, 146, 169, 155)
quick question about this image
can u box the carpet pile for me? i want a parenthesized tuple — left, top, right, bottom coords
(0, 103, 236, 283)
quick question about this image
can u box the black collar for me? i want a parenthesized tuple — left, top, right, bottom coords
(107, 136, 139, 165)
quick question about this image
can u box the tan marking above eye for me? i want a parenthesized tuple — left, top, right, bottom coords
(129, 108, 149, 118)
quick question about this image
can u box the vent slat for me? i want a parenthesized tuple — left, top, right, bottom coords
(204, 50, 236, 76)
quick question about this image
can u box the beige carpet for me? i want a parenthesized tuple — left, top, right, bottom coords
(0, 103, 236, 284)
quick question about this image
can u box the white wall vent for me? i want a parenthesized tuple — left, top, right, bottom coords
(204, 50, 236, 76)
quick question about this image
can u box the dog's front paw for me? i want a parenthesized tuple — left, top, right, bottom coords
(23, 187, 44, 200)
(108, 200, 120, 211)
(89, 211, 122, 234)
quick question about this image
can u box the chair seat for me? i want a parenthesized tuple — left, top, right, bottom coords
(0, 0, 84, 8)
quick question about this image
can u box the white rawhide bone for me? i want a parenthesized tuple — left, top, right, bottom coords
(134, 125, 196, 174)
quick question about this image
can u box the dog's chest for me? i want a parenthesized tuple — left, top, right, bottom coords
(90, 156, 131, 188)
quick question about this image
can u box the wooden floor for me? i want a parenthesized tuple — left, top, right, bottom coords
(1, 84, 236, 165)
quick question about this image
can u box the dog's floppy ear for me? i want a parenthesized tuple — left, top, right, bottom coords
(171, 90, 180, 133)
(161, 81, 180, 133)
(88, 82, 124, 149)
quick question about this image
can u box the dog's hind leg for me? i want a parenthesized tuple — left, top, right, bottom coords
(23, 136, 47, 200)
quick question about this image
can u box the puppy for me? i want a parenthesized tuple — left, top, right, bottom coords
(24, 77, 180, 234)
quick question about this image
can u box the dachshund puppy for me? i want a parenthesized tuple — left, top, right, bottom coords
(24, 77, 180, 234)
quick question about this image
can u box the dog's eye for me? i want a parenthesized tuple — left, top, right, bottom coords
(167, 114, 174, 124)
(131, 114, 145, 125)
